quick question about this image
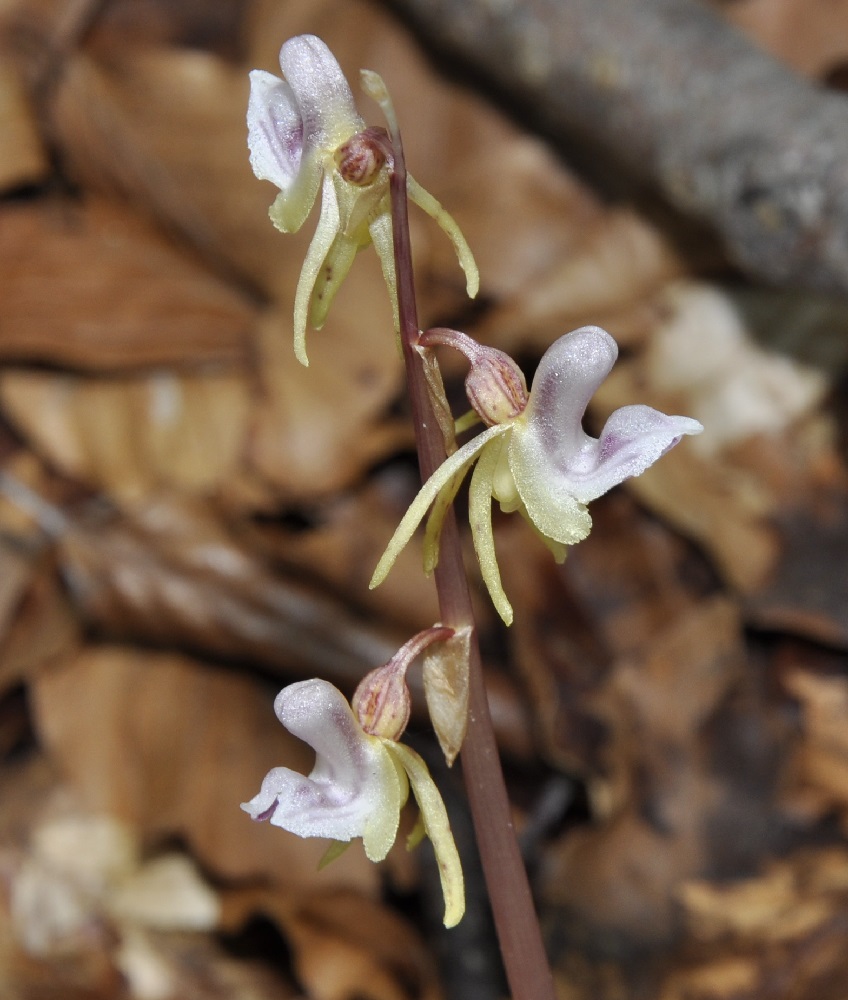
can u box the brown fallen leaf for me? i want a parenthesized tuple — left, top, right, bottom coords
(0, 362, 254, 502)
(245, 306, 407, 502)
(50, 47, 279, 297)
(0, 59, 47, 192)
(718, 0, 848, 79)
(782, 664, 848, 824)
(222, 886, 442, 1000)
(0, 198, 255, 371)
(477, 208, 688, 355)
(56, 492, 405, 686)
(539, 599, 772, 950)
(30, 643, 379, 892)
(663, 848, 848, 1000)
(499, 489, 717, 774)
(51, 491, 533, 761)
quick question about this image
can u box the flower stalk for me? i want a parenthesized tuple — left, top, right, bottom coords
(379, 82, 558, 1000)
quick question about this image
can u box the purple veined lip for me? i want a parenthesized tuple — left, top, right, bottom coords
(252, 798, 279, 823)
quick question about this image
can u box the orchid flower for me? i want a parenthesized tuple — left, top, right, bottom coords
(248, 34, 478, 366)
(241, 629, 464, 927)
(370, 325, 704, 626)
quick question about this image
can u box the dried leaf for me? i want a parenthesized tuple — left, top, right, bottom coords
(478, 208, 687, 355)
(0, 365, 253, 502)
(719, 0, 848, 78)
(541, 600, 756, 948)
(226, 887, 442, 1000)
(56, 493, 404, 685)
(246, 306, 407, 500)
(0, 199, 255, 370)
(30, 644, 379, 892)
(0, 59, 47, 191)
(51, 49, 280, 295)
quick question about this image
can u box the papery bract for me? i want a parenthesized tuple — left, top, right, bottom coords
(247, 34, 478, 366)
(241, 677, 464, 926)
(371, 325, 704, 625)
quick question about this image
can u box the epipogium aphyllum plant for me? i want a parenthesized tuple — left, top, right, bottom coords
(241, 34, 703, 999)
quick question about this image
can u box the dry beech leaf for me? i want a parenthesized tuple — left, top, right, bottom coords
(0, 59, 47, 191)
(477, 208, 687, 355)
(0, 551, 80, 698)
(224, 886, 441, 1000)
(782, 668, 848, 820)
(673, 847, 848, 1000)
(0, 365, 253, 501)
(248, 482, 443, 633)
(0, 307, 407, 508)
(56, 493, 405, 686)
(246, 304, 407, 500)
(30, 644, 378, 892)
(0, 199, 255, 370)
(499, 491, 716, 773)
(718, 0, 848, 78)
(51, 49, 283, 296)
(541, 599, 751, 948)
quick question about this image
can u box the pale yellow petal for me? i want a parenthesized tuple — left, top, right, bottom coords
(293, 172, 340, 366)
(507, 420, 593, 544)
(423, 465, 466, 574)
(384, 741, 465, 927)
(469, 436, 513, 625)
(369, 424, 510, 590)
(361, 742, 407, 862)
(368, 209, 399, 333)
(407, 175, 479, 299)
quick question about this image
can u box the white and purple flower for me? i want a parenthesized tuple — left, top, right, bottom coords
(247, 35, 478, 365)
(370, 325, 704, 624)
(241, 676, 464, 927)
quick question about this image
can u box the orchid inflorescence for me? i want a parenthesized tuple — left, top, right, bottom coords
(243, 33, 702, 930)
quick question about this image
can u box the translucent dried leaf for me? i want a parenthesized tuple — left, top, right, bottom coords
(421, 628, 472, 768)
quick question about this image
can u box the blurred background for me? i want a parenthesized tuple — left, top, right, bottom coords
(2, 0, 848, 997)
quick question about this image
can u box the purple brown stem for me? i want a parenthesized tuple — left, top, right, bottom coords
(387, 123, 557, 999)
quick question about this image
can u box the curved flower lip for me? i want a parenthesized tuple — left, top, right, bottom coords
(508, 326, 704, 546)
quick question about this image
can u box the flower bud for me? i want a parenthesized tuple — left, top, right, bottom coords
(352, 625, 454, 740)
(465, 348, 528, 426)
(334, 127, 390, 186)
(419, 328, 528, 426)
(352, 660, 411, 741)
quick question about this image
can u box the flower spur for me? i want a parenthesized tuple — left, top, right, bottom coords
(248, 34, 478, 365)
(370, 325, 704, 625)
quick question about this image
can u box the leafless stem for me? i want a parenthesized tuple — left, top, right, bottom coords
(385, 104, 557, 1000)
